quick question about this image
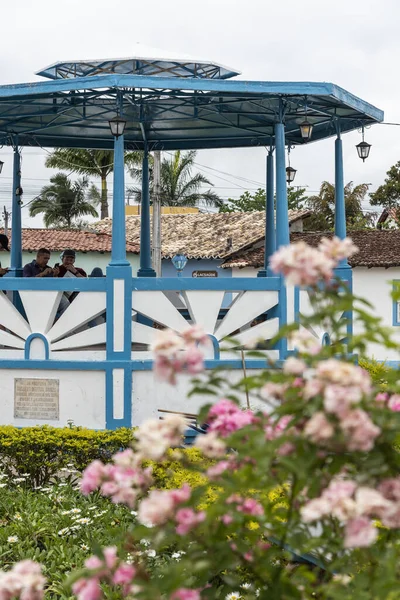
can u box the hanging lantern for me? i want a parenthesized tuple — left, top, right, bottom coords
(299, 118, 313, 142)
(356, 126, 371, 162)
(108, 115, 127, 138)
(286, 165, 297, 184)
(172, 253, 187, 277)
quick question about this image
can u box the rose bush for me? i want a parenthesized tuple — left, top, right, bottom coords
(6, 236, 400, 600)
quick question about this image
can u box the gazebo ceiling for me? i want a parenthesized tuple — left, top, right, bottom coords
(0, 73, 383, 151)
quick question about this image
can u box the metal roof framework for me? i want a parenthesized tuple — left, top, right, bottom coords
(0, 74, 383, 151)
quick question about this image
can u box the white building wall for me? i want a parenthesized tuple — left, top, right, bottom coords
(0, 370, 105, 428)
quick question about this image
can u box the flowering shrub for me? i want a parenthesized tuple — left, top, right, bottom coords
(7, 236, 400, 599)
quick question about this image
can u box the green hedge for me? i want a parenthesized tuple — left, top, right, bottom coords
(359, 356, 392, 386)
(0, 425, 135, 487)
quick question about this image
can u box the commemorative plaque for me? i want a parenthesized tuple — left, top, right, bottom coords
(14, 378, 60, 420)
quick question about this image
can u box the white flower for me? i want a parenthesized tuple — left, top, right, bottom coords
(0, 484, 6, 488)
(88, 506, 97, 511)
(14, 514, 22, 521)
(241, 583, 251, 589)
(171, 552, 183, 561)
(57, 483, 68, 487)
(70, 508, 82, 514)
(131, 510, 138, 516)
(145, 549, 156, 558)
(7, 536, 18, 543)
(226, 593, 242, 600)
(80, 544, 89, 551)
(14, 478, 26, 483)
(58, 528, 70, 536)
(140, 539, 151, 546)
(61, 510, 70, 515)
(75, 518, 92, 525)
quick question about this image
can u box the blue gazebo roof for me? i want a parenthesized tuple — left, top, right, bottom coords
(0, 63, 383, 151)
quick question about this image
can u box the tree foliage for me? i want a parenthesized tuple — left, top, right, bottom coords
(45, 149, 142, 219)
(305, 181, 374, 231)
(29, 173, 99, 228)
(219, 187, 308, 213)
(128, 150, 222, 208)
(370, 161, 400, 209)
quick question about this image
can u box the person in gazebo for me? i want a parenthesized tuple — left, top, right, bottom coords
(0, 234, 9, 277)
(56, 249, 87, 309)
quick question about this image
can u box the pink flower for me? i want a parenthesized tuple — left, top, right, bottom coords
(175, 508, 206, 535)
(184, 345, 205, 375)
(355, 487, 392, 517)
(323, 384, 362, 417)
(195, 431, 227, 458)
(318, 237, 358, 262)
(221, 514, 234, 525)
(283, 356, 306, 375)
(138, 490, 175, 526)
(181, 325, 209, 346)
(340, 409, 381, 452)
(304, 412, 334, 443)
(388, 394, 400, 411)
(207, 460, 234, 480)
(238, 498, 264, 516)
(290, 329, 321, 356)
(301, 497, 332, 522)
(72, 577, 102, 600)
(207, 400, 255, 437)
(169, 483, 192, 504)
(378, 477, 400, 502)
(80, 460, 106, 495)
(265, 415, 292, 441)
(316, 360, 371, 393)
(135, 414, 187, 460)
(344, 517, 377, 548)
(171, 588, 201, 600)
(270, 241, 335, 286)
(375, 392, 389, 403)
(112, 564, 136, 585)
(151, 329, 182, 357)
(260, 381, 288, 401)
(0, 561, 46, 600)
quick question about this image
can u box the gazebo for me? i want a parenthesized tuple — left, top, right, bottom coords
(0, 49, 383, 428)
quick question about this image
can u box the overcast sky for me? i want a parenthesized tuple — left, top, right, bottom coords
(0, 0, 398, 227)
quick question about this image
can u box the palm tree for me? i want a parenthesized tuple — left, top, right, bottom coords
(305, 181, 374, 231)
(29, 173, 99, 228)
(45, 149, 142, 219)
(128, 150, 222, 208)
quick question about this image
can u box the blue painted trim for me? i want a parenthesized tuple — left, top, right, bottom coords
(294, 286, 300, 322)
(334, 135, 349, 269)
(24, 333, 50, 360)
(277, 278, 288, 360)
(393, 280, 400, 326)
(137, 147, 156, 277)
(208, 335, 220, 360)
(0, 279, 106, 291)
(322, 332, 331, 346)
(131, 277, 281, 291)
(259, 150, 276, 277)
(275, 121, 290, 249)
(110, 133, 129, 266)
(105, 265, 133, 428)
(378, 361, 400, 369)
(105, 366, 132, 430)
(0, 75, 383, 122)
(0, 358, 282, 371)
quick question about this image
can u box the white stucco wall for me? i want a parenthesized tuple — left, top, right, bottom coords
(0, 370, 105, 428)
(353, 268, 400, 362)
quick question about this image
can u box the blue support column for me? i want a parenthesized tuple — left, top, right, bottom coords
(105, 129, 133, 429)
(258, 150, 275, 277)
(110, 133, 129, 266)
(334, 130, 353, 344)
(9, 143, 22, 277)
(275, 120, 289, 360)
(334, 135, 350, 269)
(137, 146, 156, 277)
(275, 122, 290, 249)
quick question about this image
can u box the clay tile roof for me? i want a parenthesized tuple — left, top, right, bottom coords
(1, 228, 140, 253)
(93, 210, 310, 259)
(221, 230, 400, 269)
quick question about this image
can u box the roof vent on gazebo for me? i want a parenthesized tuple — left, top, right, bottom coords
(36, 44, 240, 80)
